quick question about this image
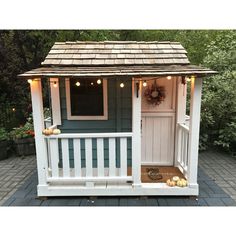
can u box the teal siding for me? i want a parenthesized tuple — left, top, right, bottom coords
(57, 78, 132, 167)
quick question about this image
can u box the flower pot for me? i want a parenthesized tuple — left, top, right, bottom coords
(14, 137, 36, 156)
(0, 140, 8, 160)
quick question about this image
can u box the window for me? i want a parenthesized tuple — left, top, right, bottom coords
(65, 78, 108, 120)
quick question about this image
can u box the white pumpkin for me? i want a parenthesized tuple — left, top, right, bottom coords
(172, 176, 180, 182)
(52, 129, 61, 135)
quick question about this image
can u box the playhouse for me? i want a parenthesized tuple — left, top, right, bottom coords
(19, 41, 216, 196)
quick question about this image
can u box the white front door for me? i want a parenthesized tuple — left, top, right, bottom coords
(141, 77, 176, 165)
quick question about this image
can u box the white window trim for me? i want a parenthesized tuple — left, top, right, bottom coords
(65, 78, 108, 120)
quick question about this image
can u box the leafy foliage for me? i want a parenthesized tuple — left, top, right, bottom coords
(200, 31, 236, 152)
(0, 128, 8, 141)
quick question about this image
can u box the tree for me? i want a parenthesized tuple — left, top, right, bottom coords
(200, 30, 236, 152)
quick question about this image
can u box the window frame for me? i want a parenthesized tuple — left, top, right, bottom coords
(65, 78, 108, 120)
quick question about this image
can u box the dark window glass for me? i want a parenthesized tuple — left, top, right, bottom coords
(70, 78, 104, 116)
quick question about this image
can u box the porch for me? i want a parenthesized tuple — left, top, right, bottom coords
(39, 120, 193, 196)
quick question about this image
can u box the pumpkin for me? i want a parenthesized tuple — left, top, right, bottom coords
(166, 179, 176, 187)
(172, 176, 180, 182)
(42, 128, 53, 136)
(177, 179, 188, 187)
(52, 129, 61, 135)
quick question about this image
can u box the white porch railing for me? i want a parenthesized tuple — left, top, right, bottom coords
(176, 123, 189, 178)
(44, 132, 136, 187)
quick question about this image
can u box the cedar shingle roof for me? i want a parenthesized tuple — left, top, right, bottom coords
(19, 41, 217, 78)
(42, 41, 190, 66)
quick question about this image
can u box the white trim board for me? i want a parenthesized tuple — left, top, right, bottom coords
(37, 183, 199, 196)
(65, 78, 108, 120)
(50, 78, 61, 125)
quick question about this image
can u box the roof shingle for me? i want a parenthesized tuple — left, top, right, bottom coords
(42, 41, 189, 66)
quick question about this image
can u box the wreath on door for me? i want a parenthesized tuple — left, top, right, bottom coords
(144, 80, 165, 105)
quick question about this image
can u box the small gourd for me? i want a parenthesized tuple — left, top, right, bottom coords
(177, 179, 188, 187)
(166, 179, 176, 187)
(172, 176, 180, 182)
(52, 129, 61, 135)
(42, 128, 53, 136)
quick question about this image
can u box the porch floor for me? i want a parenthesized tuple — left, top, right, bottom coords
(138, 166, 185, 183)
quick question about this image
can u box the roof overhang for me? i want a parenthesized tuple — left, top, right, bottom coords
(18, 65, 217, 79)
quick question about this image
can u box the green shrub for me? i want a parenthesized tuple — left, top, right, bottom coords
(0, 128, 8, 141)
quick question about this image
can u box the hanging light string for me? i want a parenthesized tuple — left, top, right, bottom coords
(27, 75, 195, 88)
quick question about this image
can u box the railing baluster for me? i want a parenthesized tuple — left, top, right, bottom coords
(85, 138, 93, 187)
(181, 129, 184, 165)
(73, 139, 81, 177)
(109, 138, 116, 176)
(50, 138, 59, 177)
(183, 130, 186, 168)
(97, 138, 104, 177)
(120, 137, 127, 177)
(61, 139, 70, 177)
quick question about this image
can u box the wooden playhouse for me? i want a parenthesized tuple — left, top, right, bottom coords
(19, 41, 216, 197)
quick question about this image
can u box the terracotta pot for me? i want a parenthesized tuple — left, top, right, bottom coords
(0, 140, 8, 160)
(14, 137, 36, 156)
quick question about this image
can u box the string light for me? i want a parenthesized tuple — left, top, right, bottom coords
(97, 79, 102, 84)
(167, 76, 172, 80)
(120, 82, 125, 88)
(143, 80, 147, 87)
(91, 82, 94, 86)
(53, 81, 58, 88)
(75, 81, 80, 86)
(186, 76, 191, 82)
(12, 108, 16, 112)
(27, 79, 33, 84)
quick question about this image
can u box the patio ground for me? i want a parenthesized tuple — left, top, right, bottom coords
(1, 150, 236, 206)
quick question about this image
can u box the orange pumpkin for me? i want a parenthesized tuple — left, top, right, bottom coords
(42, 128, 53, 136)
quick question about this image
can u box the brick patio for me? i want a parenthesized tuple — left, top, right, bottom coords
(1, 150, 236, 206)
(0, 155, 36, 205)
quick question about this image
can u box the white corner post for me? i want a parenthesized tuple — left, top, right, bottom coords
(49, 78, 61, 125)
(174, 76, 187, 166)
(187, 76, 202, 188)
(132, 78, 142, 187)
(30, 79, 48, 193)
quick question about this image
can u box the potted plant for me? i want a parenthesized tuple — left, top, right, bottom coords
(10, 117, 35, 157)
(0, 128, 9, 160)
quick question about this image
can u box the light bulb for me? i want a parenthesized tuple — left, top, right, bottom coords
(27, 79, 33, 84)
(186, 76, 191, 82)
(120, 82, 124, 88)
(12, 108, 16, 112)
(75, 81, 80, 86)
(53, 81, 57, 88)
(143, 81, 147, 87)
(167, 76, 172, 80)
(91, 82, 94, 86)
(97, 79, 101, 84)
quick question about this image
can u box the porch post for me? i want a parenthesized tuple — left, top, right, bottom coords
(30, 79, 48, 189)
(174, 76, 187, 166)
(132, 78, 142, 187)
(187, 76, 202, 187)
